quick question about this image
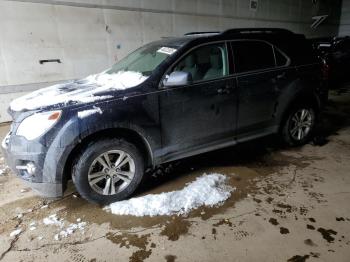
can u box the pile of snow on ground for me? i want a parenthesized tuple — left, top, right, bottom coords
(106, 173, 234, 217)
(10, 71, 147, 111)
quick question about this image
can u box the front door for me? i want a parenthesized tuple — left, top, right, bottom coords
(158, 42, 237, 162)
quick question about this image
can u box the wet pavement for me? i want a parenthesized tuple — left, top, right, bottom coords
(0, 88, 350, 262)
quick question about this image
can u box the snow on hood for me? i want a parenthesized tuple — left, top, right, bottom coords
(10, 71, 148, 112)
(105, 173, 234, 217)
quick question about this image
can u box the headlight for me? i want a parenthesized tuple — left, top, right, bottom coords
(16, 111, 61, 140)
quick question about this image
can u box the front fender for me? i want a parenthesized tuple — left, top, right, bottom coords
(42, 96, 160, 184)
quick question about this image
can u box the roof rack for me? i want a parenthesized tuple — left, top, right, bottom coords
(222, 28, 294, 35)
(184, 31, 220, 36)
(184, 28, 294, 38)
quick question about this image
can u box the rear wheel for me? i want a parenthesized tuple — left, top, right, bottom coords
(72, 138, 144, 204)
(281, 105, 316, 146)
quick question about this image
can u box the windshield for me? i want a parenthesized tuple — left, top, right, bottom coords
(106, 43, 178, 77)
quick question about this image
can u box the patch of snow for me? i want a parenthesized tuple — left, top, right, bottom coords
(43, 214, 87, 240)
(77, 106, 103, 119)
(59, 222, 87, 238)
(10, 71, 147, 112)
(85, 71, 147, 90)
(40, 205, 48, 209)
(29, 226, 36, 231)
(17, 214, 23, 219)
(105, 173, 234, 217)
(43, 214, 64, 228)
(29, 222, 36, 226)
(37, 236, 43, 241)
(0, 163, 10, 176)
(10, 229, 22, 237)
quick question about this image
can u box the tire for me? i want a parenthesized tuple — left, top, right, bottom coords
(72, 138, 144, 205)
(281, 104, 317, 146)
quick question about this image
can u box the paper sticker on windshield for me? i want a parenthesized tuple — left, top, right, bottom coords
(157, 47, 177, 55)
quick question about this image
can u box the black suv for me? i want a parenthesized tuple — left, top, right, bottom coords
(2, 28, 327, 204)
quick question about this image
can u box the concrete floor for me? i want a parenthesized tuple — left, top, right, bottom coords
(0, 88, 350, 262)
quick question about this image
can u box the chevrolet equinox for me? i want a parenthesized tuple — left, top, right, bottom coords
(2, 28, 328, 204)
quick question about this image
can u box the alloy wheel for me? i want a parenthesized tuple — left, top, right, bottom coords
(87, 150, 135, 195)
(289, 109, 314, 141)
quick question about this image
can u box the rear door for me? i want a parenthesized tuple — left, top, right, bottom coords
(231, 40, 290, 138)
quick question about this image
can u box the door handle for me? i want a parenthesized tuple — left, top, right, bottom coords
(217, 86, 232, 95)
(217, 88, 224, 94)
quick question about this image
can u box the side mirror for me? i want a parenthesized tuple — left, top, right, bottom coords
(163, 71, 192, 87)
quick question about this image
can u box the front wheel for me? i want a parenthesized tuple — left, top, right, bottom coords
(72, 138, 144, 205)
(281, 105, 317, 146)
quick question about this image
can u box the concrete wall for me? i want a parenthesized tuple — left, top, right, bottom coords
(339, 0, 350, 35)
(0, 0, 343, 122)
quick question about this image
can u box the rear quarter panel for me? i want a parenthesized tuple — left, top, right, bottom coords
(275, 63, 323, 127)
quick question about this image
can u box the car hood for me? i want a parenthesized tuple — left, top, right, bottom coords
(9, 71, 148, 115)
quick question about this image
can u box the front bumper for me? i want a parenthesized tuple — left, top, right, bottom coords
(1, 130, 62, 198)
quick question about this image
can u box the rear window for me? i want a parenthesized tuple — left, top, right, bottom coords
(232, 41, 275, 73)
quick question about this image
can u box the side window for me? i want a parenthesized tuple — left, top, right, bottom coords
(171, 43, 229, 83)
(232, 41, 275, 73)
(275, 48, 290, 67)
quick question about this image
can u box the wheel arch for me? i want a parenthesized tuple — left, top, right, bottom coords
(61, 127, 154, 191)
(278, 90, 321, 133)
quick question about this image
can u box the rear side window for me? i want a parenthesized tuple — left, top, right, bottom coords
(232, 41, 275, 73)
